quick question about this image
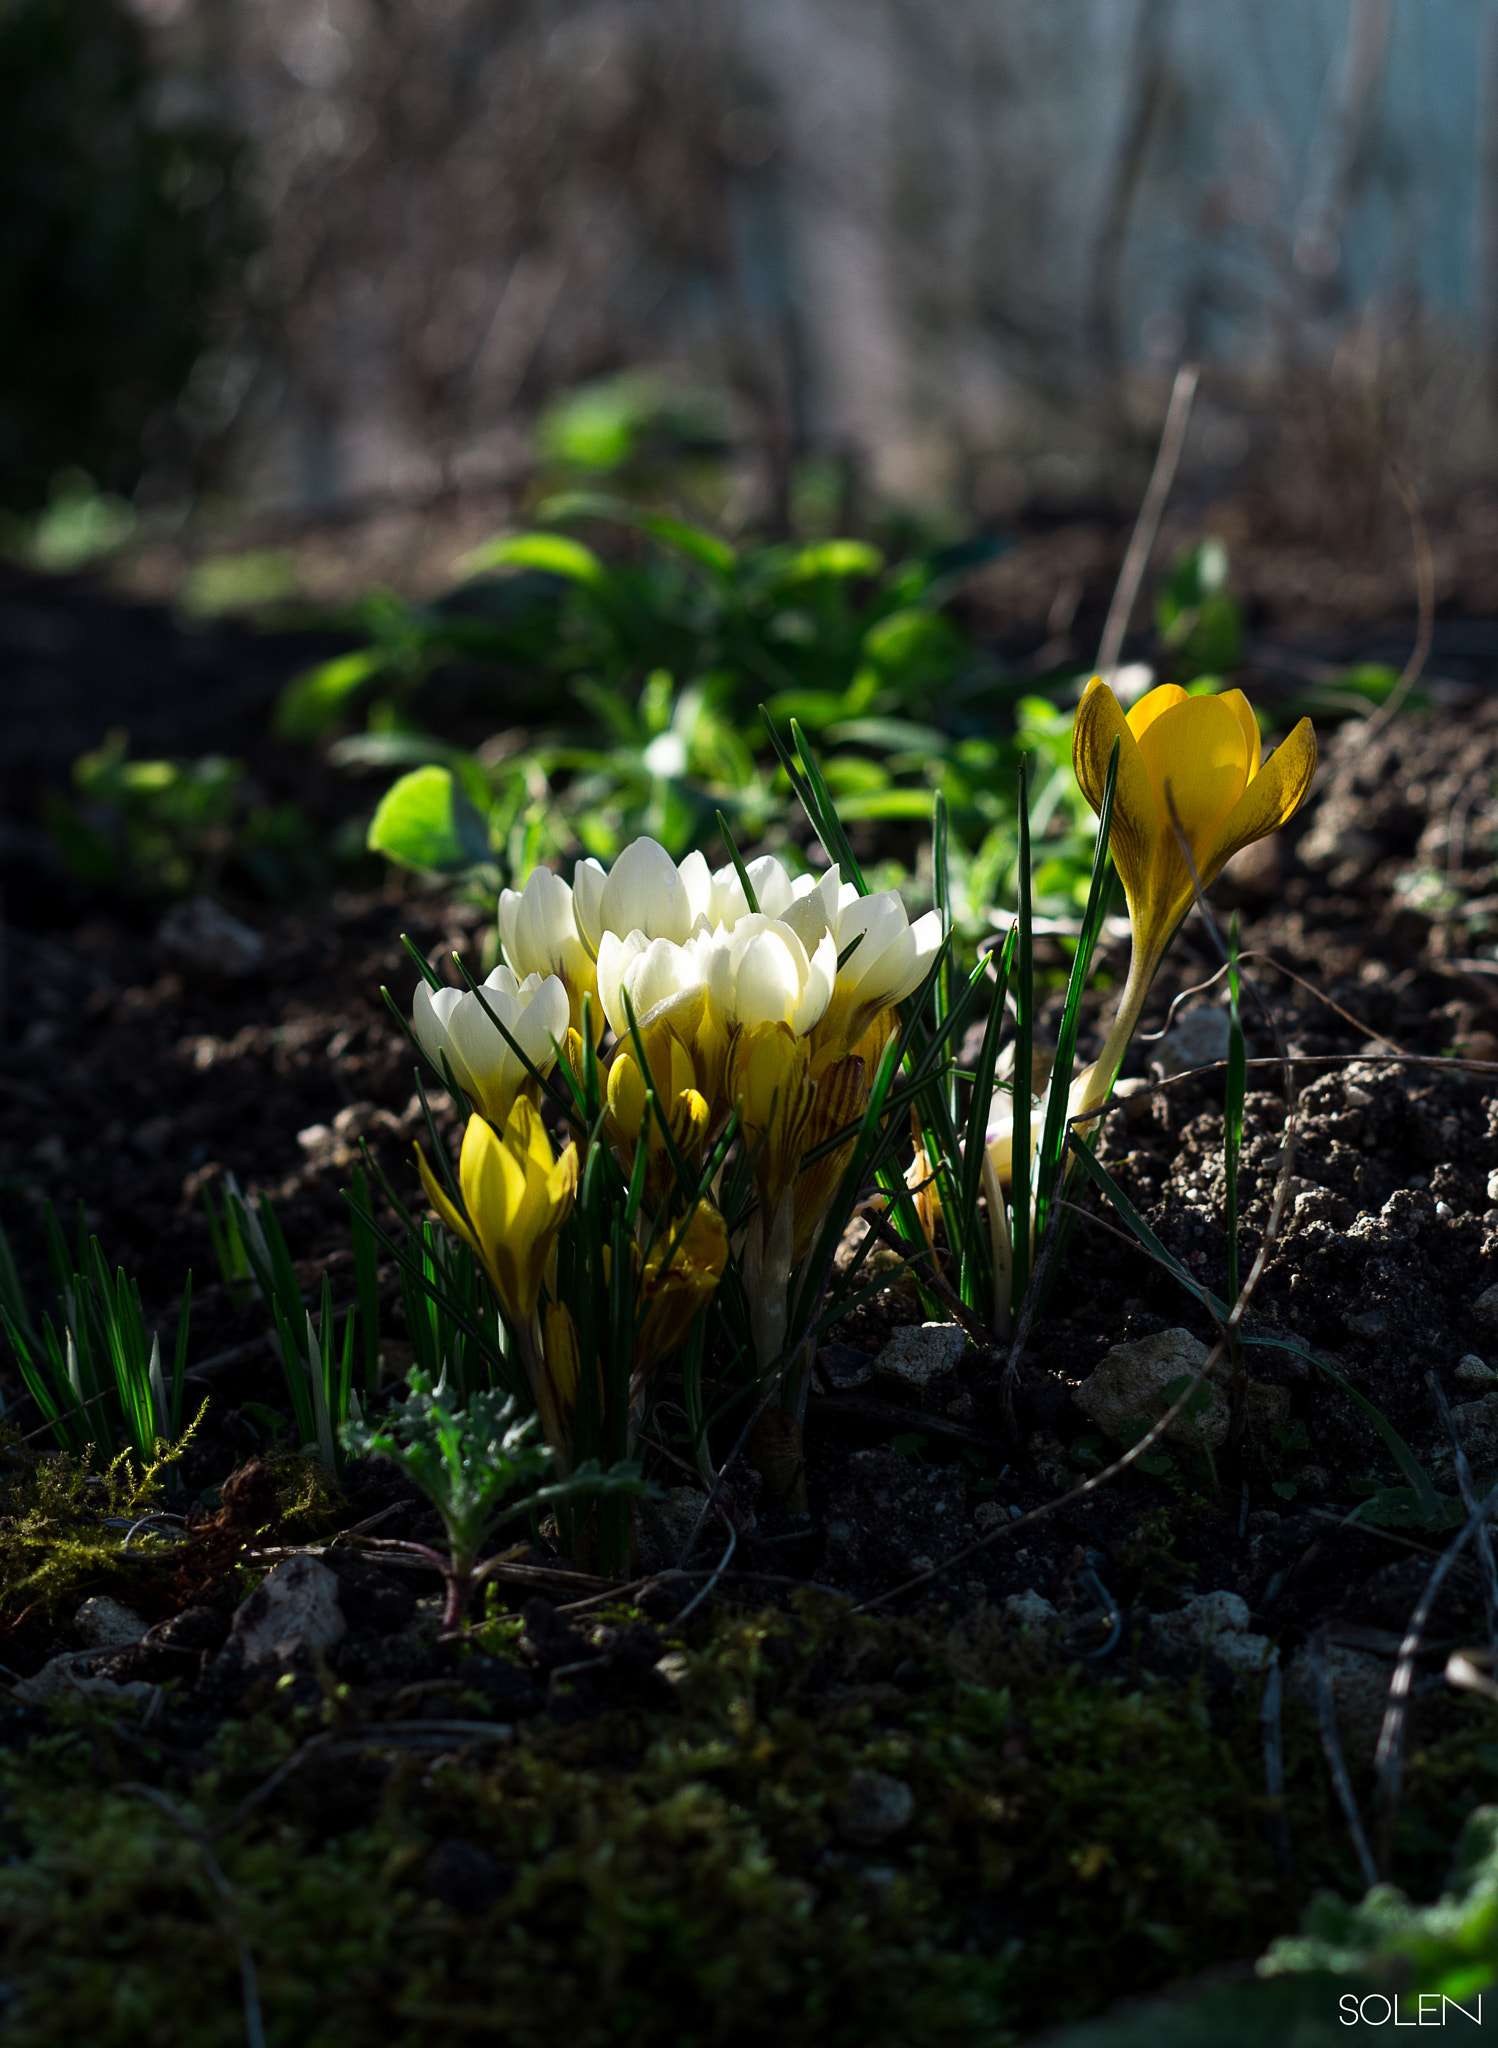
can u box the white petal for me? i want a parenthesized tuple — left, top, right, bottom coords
(444, 991, 510, 1098)
(601, 838, 691, 944)
(747, 854, 794, 920)
(514, 975, 569, 1071)
(496, 889, 522, 969)
(571, 858, 607, 955)
(678, 849, 714, 929)
(516, 868, 576, 970)
(732, 929, 803, 1029)
(708, 861, 749, 931)
(410, 981, 450, 1066)
(482, 963, 522, 999)
(795, 928, 838, 1034)
(596, 930, 648, 1038)
(627, 935, 705, 1026)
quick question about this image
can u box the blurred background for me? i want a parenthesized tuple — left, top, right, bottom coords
(6, 0, 1498, 594)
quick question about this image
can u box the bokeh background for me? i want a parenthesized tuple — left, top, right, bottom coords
(6, 0, 1498, 592)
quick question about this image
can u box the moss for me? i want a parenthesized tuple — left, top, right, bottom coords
(0, 1589, 1415, 2046)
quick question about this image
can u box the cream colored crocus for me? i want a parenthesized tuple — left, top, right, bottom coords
(812, 887, 943, 1058)
(706, 855, 839, 934)
(572, 837, 715, 953)
(496, 867, 598, 1034)
(705, 913, 837, 1037)
(415, 1102, 577, 1328)
(595, 929, 713, 1040)
(411, 967, 569, 1126)
(1072, 678, 1316, 1116)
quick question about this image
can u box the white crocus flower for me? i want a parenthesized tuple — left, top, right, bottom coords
(706, 854, 839, 934)
(595, 930, 712, 1039)
(812, 886, 944, 1053)
(705, 913, 837, 1036)
(412, 967, 568, 1124)
(496, 867, 597, 1032)
(572, 838, 714, 954)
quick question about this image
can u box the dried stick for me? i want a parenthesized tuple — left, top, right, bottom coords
(1096, 362, 1200, 679)
(1306, 1627, 1379, 1892)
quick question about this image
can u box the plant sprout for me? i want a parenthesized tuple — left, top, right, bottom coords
(341, 1371, 646, 1627)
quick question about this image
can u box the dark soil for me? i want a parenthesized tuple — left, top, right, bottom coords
(6, 560, 1498, 2039)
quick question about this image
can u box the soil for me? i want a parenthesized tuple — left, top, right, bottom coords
(6, 552, 1498, 2039)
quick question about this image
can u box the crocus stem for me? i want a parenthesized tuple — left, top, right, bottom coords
(1073, 940, 1163, 1129)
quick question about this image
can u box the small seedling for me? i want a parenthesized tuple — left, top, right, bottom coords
(341, 1372, 647, 1627)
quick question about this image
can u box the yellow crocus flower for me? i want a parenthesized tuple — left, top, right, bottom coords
(634, 1201, 729, 1373)
(1071, 677, 1316, 1112)
(415, 1100, 577, 1326)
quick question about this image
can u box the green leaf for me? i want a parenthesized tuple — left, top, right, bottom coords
(367, 766, 491, 874)
(275, 648, 386, 740)
(456, 530, 609, 589)
(780, 539, 884, 583)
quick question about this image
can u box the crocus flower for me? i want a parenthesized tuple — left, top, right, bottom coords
(705, 912, 838, 1037)
(572, 838, 715, 953)
(812, 887, 944, 1057)
(1071, 677, 1316, 1113)
(412, 968, 569, 1126)
(415, 1102, 577, 1327)
(633, 1200, 729, 1374)
(496, 868, 598, 1034)
(595, 929, 713, 1040)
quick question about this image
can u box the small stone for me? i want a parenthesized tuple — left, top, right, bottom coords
(654, 1651, 692, 1688)
(1002, 1590, 1057, 1631)
(1436, 1202, 1455, 1220)
(231, 1555, 347, 1668)
(1072, 1328, 1279, 1449)
(1451, 1393, 1498, 1474)
(1344, 1307, 1388, 1339)
(1285, 1644, 1391, 1755)
(12, 1657, 152, 1706)
(1149, 1590, 1251, 1661)
(1211, 1631, 1275, 1677)
(637, 1485, 710, 1572)
(1108, 1076, 1155, 1122)
(74, 1595, 147, 1649)
(819, 1342, 874, 1391)
(1474, 1286, 1498, 1333)
(1487, 1172, 1498, 1206)
(155, 896, 266, 979)
(1457, 1355, 1496, 1385)
(836, 1769, 915, 1846)
(874, 1321, 967, 1389)
(973, 1500, 1007, 1531)
(1158, 1006, 1234, 1076)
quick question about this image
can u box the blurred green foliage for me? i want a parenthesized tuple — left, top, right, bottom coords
(44, 728, 346, 902)
(1154, 538, 1244, 679)
(284, 496, 1112, 929)
(0, 0, 247, 515)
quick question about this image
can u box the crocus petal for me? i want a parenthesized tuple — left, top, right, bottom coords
(795, 928, 838, 1034)
(678, 849, 715, 929)
(596, 930, 649, 1038)
(733, 926, 807, 1029)
(601, 838, 692, 944)
(1072, 679, 1158, 915)
(1204, 717, 1317, 884)
(571, 858, 607, 956)
(1123, 681, 1190, 743)
(1135, 695, 1254, 854)
(414, 1143, 484, 1266)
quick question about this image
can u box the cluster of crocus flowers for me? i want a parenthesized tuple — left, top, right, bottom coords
(410, 835, 942, 1479)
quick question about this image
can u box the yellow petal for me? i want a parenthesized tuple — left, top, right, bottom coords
(1123, 681, 1190, 742)
(1072, 678, 1159, 913)
(1134, 693, 1254, 857)
(414, 1142, 483, 1263)
(1222, 688, 1262, 778)
(1203, 717, 1318, 884)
